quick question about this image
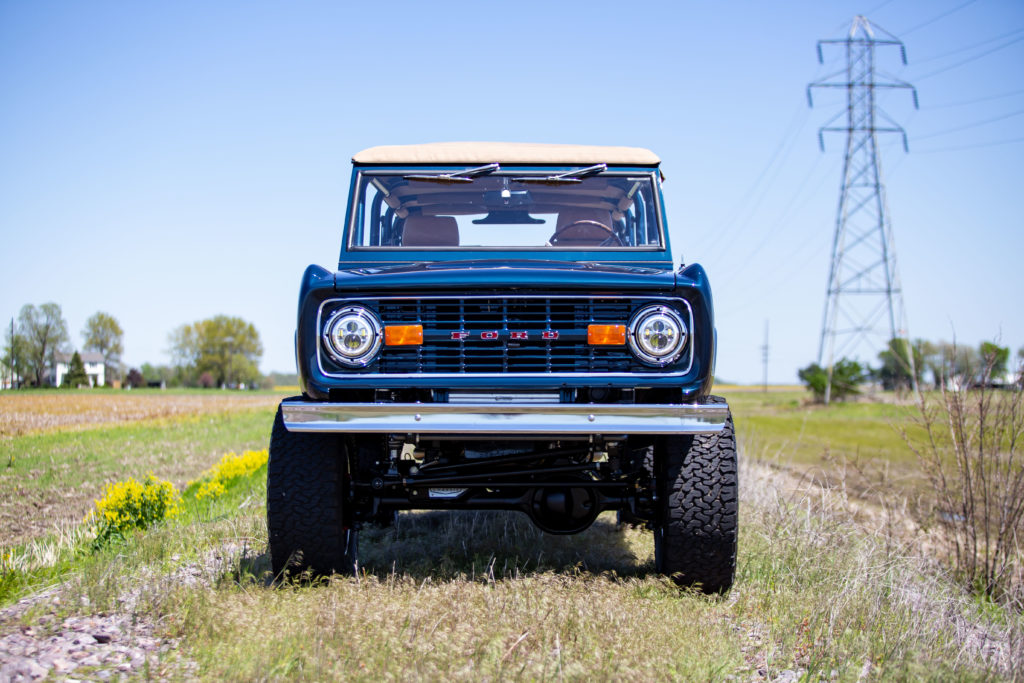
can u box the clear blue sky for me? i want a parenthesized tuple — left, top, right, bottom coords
(2, 0, 1022, 384)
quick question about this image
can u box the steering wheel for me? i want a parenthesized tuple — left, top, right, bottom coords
(549, 220, 623, 247)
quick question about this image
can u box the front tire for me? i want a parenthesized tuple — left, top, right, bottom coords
(654, 396, 738, 593)
(267, 404, 356, 578)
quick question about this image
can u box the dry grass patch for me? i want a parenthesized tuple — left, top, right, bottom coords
(0, 390, 280, 438)
(181, 568, 739, 681)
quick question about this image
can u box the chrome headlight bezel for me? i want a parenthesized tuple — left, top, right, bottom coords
(322, 306, 383, 367)
(628, 305, 688, 366)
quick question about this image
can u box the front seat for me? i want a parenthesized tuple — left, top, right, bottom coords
(401, 215, 460, 247)
(550, 208, 617, 246)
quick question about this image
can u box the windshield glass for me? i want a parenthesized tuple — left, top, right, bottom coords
(349, 170, 662, 250)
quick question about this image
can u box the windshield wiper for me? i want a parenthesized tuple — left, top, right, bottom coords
(511, 163, 607, 184)
(403, 163, 500, 184)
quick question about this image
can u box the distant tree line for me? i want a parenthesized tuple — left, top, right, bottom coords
(2, 303, 123, 388)
(3, 303, 271, 390)
(123, 315, 269, 390)
(800, 338, 1023, 403)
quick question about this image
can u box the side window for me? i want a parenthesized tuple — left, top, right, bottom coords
(613, 182, 660, 248)
(621, 187, 658, 247)
(355, 178, 400, 247)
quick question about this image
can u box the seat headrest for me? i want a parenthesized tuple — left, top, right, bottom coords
(555, 208, 614, 233)
(553, 208, 615, 244)
(402, 215, 459, 247)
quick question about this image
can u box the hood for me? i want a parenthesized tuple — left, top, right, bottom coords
(334, 260, 677, 292)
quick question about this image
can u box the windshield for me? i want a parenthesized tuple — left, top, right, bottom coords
(349, 169, 662, 250)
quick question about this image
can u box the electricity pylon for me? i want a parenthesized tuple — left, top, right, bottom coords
(808, 15, 918, 403)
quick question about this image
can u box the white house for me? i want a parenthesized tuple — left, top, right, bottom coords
(54, 351, 106, 387)
(0, 371, 21, 390)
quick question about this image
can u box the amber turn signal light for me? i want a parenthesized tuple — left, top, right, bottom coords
(384, 324, 423, 346)
(587, 324, 626, 345)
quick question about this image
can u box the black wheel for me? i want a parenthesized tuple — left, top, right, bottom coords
(654, 396, 737, 593)
(267, 404, 356, 578)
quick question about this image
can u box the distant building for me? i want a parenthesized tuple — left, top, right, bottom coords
(53, 352, 106, 387)
(0, 371, 22, 390)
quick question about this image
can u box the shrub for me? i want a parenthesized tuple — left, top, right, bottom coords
(85, 475, 181, 549)
(191, 449, 268, 501)
(901, 348, 1024, 600)
(798, 358, 865, 403)
(124, 367, 145, 389)
(62, 351, 90, 388)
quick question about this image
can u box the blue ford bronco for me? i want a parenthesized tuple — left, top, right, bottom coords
(268, 142, 737, 592)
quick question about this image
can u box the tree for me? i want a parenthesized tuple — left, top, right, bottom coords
(82, 312, 124, 381)
(798, 358, 865, 403)
(2, 322, 28, 389)
(62, 351, 90, 388)
(140, 362, 179, 387)
(18, 303, 70, 386)
(124, 367, 145, 389)
(168, 315, 263, 388)
(979, 341, 1009, 382)
(932, 342, 981, 389)
(876, 337, 926, 392)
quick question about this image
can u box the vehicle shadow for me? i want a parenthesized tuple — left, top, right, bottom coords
(356, 509, 655, 582)
(225, 510, 656, 587)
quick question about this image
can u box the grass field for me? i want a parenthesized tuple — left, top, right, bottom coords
(0, 390, 281, 547)
(719, 385, 917, 466)
(0, 388, 1020, 680)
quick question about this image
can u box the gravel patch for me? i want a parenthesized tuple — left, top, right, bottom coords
(0, 544, 249, 681)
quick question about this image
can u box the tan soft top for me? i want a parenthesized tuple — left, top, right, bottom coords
(353, 142, 660, 166)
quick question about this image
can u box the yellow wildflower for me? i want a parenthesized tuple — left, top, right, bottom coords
(85, 474, 180, 549)
(190, 449, 268, 501)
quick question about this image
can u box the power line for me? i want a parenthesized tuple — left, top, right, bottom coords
(721, 238, 831, 318)
(693, 50, 845, 264)
(699, 106, 812, 265)
(915, 136, 1024, 153)
(715, 153, 833, 283)
(864, 0, 899, 16)
(914, 34, 1024, 81)
(916, 107, 1024, 140)
(927, 87, 1024, 109)
(899, 0, 979, 37)
(914, 27, 1024, 64)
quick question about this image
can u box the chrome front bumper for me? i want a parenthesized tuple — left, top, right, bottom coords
(281, 400, 729, 436)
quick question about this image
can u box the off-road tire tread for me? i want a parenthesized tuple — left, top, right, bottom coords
(267, 404, 354, 578)
(655, 395, 738, 593)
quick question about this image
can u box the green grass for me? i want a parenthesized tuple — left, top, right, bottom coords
(721, 389, 918, 467)
(0, 407, 276, 547)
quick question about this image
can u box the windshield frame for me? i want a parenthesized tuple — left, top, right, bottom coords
(340, 165, 669, 266)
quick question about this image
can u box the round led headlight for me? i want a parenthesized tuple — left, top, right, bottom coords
(628, 305, 687, 365)
(322, 306, 382, 367)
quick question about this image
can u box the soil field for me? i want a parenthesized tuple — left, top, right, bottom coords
(0, 389, 281, 438)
